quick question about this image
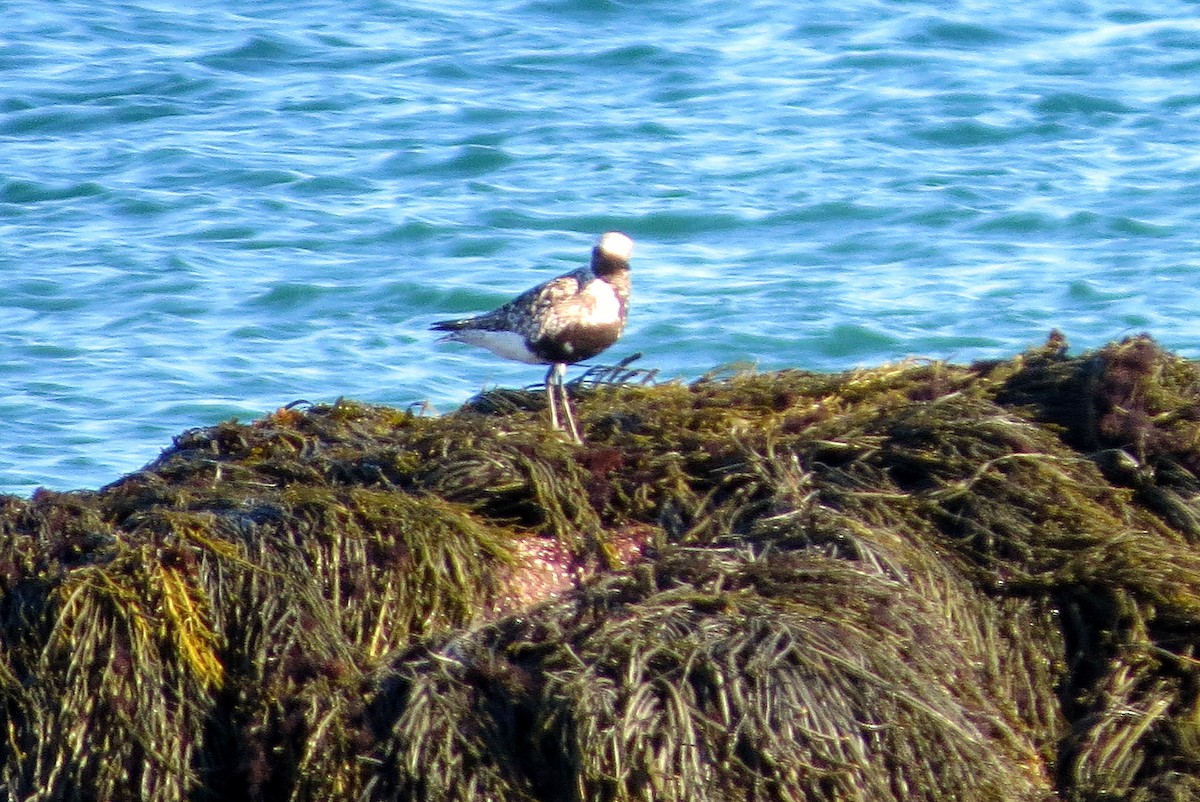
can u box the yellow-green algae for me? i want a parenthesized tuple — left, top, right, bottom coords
(4, 334, 1200, 800)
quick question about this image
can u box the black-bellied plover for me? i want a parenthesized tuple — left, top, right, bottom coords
(432, 231, 634, 443)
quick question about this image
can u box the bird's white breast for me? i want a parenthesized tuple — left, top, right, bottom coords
(582, 279, 622, 325)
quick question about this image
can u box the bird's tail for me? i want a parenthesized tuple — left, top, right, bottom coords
(430, 318, 472, 332)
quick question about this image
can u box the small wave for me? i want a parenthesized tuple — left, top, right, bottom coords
(0, 179, 105, 204)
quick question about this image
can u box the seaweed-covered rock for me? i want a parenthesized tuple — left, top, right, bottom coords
(366, 548, 1058, 802)
(3, 334, 1200, 801)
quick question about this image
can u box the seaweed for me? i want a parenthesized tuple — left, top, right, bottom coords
(367, 549, 1055, 801)
(4, 334, 1200, 800)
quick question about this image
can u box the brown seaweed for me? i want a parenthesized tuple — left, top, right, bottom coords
(3, 334, 1200, 800)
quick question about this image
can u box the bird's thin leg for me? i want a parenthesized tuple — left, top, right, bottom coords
(556, 366, 582, 444)
(544, 363, 582, 443)
(544, 365, 561, 431)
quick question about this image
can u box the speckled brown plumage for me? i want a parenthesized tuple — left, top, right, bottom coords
(432, 232, 632, 366)
(433, 232, 634, 443)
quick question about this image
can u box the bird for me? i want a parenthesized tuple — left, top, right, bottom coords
(432, 231, 634, 443)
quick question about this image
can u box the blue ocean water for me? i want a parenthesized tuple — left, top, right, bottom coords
(2, 0, 1199, 495)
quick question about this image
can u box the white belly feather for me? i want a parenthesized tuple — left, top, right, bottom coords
(447, 329, 544, 364)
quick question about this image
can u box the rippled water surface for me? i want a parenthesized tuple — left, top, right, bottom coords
(3, 0, 1199, 493)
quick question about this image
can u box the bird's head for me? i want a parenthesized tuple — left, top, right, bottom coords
(598, 231, 634, 262)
